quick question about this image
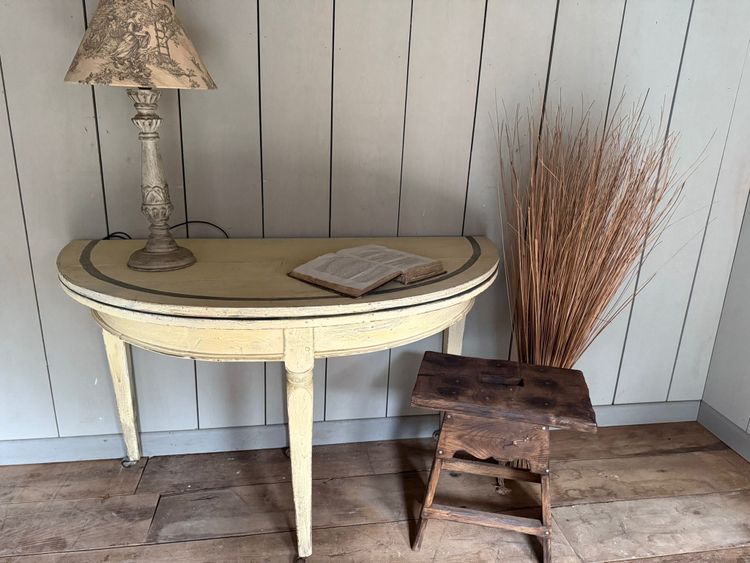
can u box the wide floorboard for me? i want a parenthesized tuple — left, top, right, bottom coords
(1, 422, 748, 562)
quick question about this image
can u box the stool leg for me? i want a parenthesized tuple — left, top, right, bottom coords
(413, 457, 443, 551)
(541, 474, 552, 563)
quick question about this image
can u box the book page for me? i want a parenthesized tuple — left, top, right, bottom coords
(340, 245, 437, 270)
(291, 253, 401, 292)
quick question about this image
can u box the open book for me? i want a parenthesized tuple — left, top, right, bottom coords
(289, 245, 445, 297)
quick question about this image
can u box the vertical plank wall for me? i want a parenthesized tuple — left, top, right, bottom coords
(1, 0, 750, 456)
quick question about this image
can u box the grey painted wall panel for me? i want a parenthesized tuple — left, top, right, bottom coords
(671, 32, 750, 400)
(387, 334, 441, 417)
(259, 0, 332, 238)
(0, 0, 114, 437)
(196, 362, 265, 429)
(703, 191, 750, 429)
(546, 0, 625, 403)
(0, 0, 749, 456)
(329, 0, 410, 238)
(327, 0, 411, 419)
(397, 0, 485, 237)
(325, 351, 391, 421)
(618, 1, 750, 403)
(0, 55, 57, 440)
(462, 0, 556, 365)
(580, 0, 691, 405)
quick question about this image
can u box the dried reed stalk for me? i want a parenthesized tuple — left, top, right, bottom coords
(499, 104, 682, 369)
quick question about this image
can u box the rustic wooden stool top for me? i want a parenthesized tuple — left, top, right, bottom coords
(411, 351, 597, 562)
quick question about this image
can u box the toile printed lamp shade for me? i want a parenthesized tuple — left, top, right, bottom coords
(64, 0, 216, 90)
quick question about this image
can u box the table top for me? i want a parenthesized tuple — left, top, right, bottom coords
(57, 237, 498, 319)
(411, 352, 597, 432)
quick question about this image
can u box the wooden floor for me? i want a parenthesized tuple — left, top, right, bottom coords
(1, 422, 749, 562)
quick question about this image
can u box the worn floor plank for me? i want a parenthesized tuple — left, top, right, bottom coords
(552, 422, 726, 461)
(144, 448, 750, 546)
(555, 489, 750, 562)
(0, 493, 159, 557)
(136, 438, 433, 495)
(147, 471, 422, 543)
(3, 519, 580, 562)
(550, 449, 750, 506)
(136, 422, 724, 497)
(0, 458, 146, 504)
(1, 423, 747, 562)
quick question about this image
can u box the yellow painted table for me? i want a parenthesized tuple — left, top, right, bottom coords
(57, 236, 498, 557)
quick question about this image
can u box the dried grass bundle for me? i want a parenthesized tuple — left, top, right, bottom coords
(500, 104, 682, 369)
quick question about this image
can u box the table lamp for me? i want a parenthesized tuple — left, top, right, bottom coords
(65, 0, 216, 271)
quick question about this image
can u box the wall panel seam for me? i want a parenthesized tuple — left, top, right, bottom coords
(0, 54, 59, 437)
(387, 0, 414, 416)
(81, 0, 110, 235)
(613, 0, 695, 405)
(538, 0, 561, 140)
(394, 0, 414, 237)
(256, 0, 269, 422)
(327, 0, 336, 237)
(256, 0, 265, 239)
(602, 0, 627, 132)
(174, 2, 198, 428)
(323, 0, 336, 418)
(460, 0, 489, 236)
(666, 1, 743, 401)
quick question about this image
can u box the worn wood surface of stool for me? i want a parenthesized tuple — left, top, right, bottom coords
(411, 351, 597, 562)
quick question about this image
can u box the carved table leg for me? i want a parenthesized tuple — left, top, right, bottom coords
(284, 328, 315, 558)
(102, 329, 141, 463)
(443, 311, 468, 355)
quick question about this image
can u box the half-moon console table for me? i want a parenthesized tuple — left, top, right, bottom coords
(57, 236, 498, 558)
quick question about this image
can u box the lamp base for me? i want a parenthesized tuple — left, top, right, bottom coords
(128, 245, 196, 272)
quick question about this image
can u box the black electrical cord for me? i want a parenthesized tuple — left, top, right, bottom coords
(169, 220, 229, 238)
(102, 221, 230, 241)
(102, 231, 132, 240)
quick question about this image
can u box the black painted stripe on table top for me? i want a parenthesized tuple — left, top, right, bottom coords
(76, 237, 483, 303)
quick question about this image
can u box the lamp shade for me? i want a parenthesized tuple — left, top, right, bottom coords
(65, 0, 216, 90)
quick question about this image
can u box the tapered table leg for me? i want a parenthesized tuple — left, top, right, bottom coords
(102, 329, 141, 463)
(284, 328, 315, 558)
(443, 311, 468, 355)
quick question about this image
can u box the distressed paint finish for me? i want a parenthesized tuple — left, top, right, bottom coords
(283, 327, 315, 557)
(102, 329, 140, 462)
(57, 236, 497, 557)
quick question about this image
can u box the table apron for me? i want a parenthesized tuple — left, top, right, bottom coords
(92, 298, 475, 362)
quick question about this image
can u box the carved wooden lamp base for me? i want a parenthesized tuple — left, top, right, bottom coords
(128, 245, 196, 272)
(126, 88, 195, 272)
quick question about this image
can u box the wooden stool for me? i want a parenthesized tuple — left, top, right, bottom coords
(410, 351, 597, 562)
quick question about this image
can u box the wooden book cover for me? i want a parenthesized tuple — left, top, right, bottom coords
(289, 245, 444, 297)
